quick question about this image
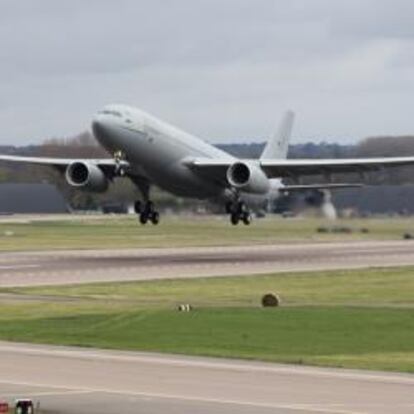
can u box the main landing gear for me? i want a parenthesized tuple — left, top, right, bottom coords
(134, 200, 160, 225)
(226, 200, 252, 226)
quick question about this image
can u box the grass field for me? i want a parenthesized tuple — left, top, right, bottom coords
(1, 266, 413, 372)
(0, 215, 414, 251)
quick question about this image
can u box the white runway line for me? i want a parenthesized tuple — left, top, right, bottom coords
(0, 390, 93, 398)
(0, 265, 40, 270)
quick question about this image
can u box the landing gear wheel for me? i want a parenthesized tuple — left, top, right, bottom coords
(138, 200, 160, 225)
(226, 199, 252, 225)
(230, 213, 240, 225)
(242, 212, 252, 225)
(150, 211, 160, 225)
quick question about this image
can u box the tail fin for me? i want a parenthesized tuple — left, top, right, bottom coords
(260, 110, 295, 160)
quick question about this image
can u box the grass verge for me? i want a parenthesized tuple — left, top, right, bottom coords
(0, 216, 414, 251)
(0, 267, 413, 372)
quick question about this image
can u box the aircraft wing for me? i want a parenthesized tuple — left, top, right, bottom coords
(189, 156, 414, 181)
(0, 154, 124, 167)
(0, 155, 130, 174)
(186, 158, 233, 184)
(260, 157, 414, 178)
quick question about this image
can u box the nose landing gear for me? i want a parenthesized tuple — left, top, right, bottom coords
(226, 201, 252, 225)
(114, 150, 127, 177)
(134, 200, 160, 225)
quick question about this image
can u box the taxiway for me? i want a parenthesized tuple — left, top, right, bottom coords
(0, 342, 413, 414)
(0, 240, 414, 287)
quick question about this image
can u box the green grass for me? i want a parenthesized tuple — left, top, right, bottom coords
(0, 215, 413, 251)
(1, 267, 413, 372)
(0, 307, 412, 372)
(16, 266, 414, 308)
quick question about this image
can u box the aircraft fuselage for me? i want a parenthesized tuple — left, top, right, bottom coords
(92, 104, 236, 200)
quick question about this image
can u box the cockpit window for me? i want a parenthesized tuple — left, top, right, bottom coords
(99, 110, 122, 117)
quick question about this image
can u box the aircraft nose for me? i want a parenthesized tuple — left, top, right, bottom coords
(92, 117, 115, 148)
(91, 119, 105, 137)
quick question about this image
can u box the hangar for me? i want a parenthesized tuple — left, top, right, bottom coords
(0, 183, 67, 214)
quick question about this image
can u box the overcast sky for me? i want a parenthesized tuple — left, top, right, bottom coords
(2, 0, 414, 145)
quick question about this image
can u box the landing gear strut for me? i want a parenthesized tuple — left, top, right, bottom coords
(134, 200, 160, 225)
(226, 200, 252, 226)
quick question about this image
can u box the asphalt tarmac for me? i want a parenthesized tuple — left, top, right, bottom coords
(0, 342, 413, 414)
(1, 240, 414, 287)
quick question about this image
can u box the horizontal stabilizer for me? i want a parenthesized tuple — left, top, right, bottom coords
(280, 183, 363, 193)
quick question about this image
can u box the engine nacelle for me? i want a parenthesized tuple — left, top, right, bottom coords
(65, 162, 109, 193)
(226, 161, 270, 194)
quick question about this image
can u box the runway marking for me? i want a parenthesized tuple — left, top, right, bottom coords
(0, 380, 366, 414)
(1, 390, 93, 398)
(97, 390, 368, 414)
(0, 264, 39, 270)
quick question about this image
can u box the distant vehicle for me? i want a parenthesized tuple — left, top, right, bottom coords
(0, 400, 8, 413)
(14, 399, 34, 414)
(2, 105, 414, 225)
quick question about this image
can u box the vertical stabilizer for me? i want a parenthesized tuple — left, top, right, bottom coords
(260, 111, 295, 160)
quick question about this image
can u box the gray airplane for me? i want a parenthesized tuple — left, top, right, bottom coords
(2, 104, 414, 225)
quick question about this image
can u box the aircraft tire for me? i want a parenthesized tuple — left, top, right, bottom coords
(242, 212, 252, 225)
(151, 211, 160, 225)
(230, 213, 239, 225)
(139, 214, 148, 225)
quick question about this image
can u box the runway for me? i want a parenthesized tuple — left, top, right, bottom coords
(1, 240, 414, 287)
(0, 342, 413, 414)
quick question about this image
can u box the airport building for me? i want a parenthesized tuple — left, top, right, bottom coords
(0, 183, 68, 214)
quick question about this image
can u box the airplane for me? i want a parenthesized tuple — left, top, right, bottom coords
(2, 104, 414, 225)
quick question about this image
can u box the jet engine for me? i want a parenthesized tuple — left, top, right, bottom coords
(65, 162, 109, 193)
(226, 161, 270, 194)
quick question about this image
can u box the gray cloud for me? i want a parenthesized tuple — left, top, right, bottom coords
(1, 0, 414, 145)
